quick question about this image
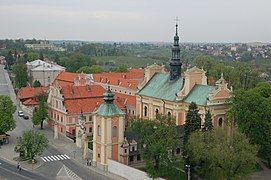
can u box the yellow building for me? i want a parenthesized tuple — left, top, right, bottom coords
(136, 24, 231, 127)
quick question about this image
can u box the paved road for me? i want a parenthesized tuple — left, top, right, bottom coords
(36, 145, 108, 180)
(0, 65, 9, 96)
(0, 159, 48, 180)
(0, 65, 115, 180)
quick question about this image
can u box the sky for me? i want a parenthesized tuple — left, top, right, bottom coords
(0, 0, 270, 43)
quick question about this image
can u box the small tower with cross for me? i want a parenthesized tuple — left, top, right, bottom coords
(92, 87, 125, 170)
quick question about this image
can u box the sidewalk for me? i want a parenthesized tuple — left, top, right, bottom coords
(0, 65, 126, 180)
(36, 124, 126, 180)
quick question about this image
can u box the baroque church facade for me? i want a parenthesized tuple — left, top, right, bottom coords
(136, 24, 231, 128)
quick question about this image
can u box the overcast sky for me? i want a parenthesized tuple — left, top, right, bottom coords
(0, 0, 270, 43)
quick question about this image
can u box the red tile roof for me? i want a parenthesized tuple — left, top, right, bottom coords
(61, 85, 135, 114)
(23, 98, 39, 106)
(61, 85, 105, 99)
(17, 86, 49, 100)
(92, 74, 141, 89)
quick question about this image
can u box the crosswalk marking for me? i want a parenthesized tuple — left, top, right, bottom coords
(61, 155, 67, 159)
(43, 157, 50, 162)
(51, 156, 57, 161)
(57, 155, 64, 160)
(47, 156, 53, 161)
(41, 154, 71, 163)
(54, 155, 60, 160)
(64, 154, 70, 159)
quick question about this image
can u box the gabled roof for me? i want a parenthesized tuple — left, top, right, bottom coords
(138, 73, 184, 102)
(182, 84, 216, 106)
(17, 86, 49, 100)
(56, 71, 79, 84)
(22, 98, 39, 106)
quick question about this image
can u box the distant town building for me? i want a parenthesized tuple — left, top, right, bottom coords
(25, 41, 66, 51)
(26, 59, 65, 86)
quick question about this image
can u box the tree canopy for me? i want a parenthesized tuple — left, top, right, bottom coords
(15, 130, 48, 160)
(0, 96, 16, 133)
(184, 102, 201, 145)
(33, 80, 42, 87)
(129, 114, 180, 178)
(187, 129, 258, 179)
(76, 65, 103, 74)
(230, 82, 271, 165)
(12, 64, 28, 89)
(203, 110, 213, 131)
(60, 53, 96, 72)
(32, 101, 48, 129)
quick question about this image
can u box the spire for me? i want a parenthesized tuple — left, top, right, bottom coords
(103, 86, 114, 104)
(169, 17, 182, 81)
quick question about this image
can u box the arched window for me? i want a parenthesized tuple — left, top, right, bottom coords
(113, 126, 117, 137)
(219, 118, 223, 127)
(144, 106, 148, 117)
(155, 109, 159, 118)
(168, 112, 171, 117)
(98, 125, 101, 136)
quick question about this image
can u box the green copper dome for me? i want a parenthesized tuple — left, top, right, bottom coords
(93, 87, 125, 117)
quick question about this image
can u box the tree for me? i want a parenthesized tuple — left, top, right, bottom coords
(12, 64, 28, 88)
(39, 52, 44, 60)
(187, 129, 258, 179)
(0, 96, 16, 133)
(33, 80, 42, 87)
(15, 130, 48, 160)
(184, 102, 201, 145)
(60, 53, 96, 72)
(32, 101, 48, 129)
(116, 65, 128, 72)
(130, 114, 180, 178)
(5, 50, 14, 70)
(203, 110, 213, 131)
(76, 65, 103, 74)
(229, 82, 271, 166)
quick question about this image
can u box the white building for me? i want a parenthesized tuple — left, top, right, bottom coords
(26, 59, 65, 86)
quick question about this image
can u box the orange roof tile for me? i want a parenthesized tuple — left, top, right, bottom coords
(17, 86, 49, 100)
(92, 74, 141, 89)
(23, 98, 39, 106)
(61, 85, 106, 99)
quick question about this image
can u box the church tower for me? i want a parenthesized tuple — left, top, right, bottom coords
(92, 88, 125, 171)
(169, 22, 182, 80)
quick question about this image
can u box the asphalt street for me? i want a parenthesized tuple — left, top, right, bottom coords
(0, 159, 48, 180)
(0, 65, 112, 180)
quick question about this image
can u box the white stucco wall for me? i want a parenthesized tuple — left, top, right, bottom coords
(108, 159, 164, 180)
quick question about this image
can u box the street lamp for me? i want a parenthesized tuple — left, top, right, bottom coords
(185, 164, 191, 180)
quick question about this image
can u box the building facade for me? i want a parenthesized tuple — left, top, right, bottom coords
(26, 59, 65, 86)
(136, 24, 231, 127)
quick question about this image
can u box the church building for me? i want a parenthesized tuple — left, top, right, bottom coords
(136, 24, 231, 127)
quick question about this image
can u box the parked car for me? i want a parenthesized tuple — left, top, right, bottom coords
(23, 115, 29, 120)
(18, 111, 24, 117)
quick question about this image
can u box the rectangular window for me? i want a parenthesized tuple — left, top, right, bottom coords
(89, 127, 92, 133)
(125, 149, 127, 153)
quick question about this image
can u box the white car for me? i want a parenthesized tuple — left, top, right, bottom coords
(18, 111, 24, 117)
